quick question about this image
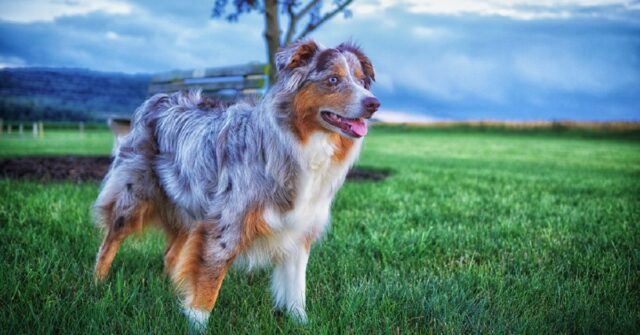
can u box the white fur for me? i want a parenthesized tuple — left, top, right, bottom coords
(236, 132, 363, 321)
(183, 307, 210, 334)
(271, 247, 310, 323)
(344, 53, 376, 117)
(95, 40, 377, 331)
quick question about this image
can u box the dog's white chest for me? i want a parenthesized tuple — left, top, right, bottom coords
(236, 133, 362, 269)
(284, 132, 361, 229)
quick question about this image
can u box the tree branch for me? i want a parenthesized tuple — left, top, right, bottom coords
(293, 0, 354, 42)
(297, 0, 322, 22)
(283, 3, 297, 47)
(283, 0, 322, 46)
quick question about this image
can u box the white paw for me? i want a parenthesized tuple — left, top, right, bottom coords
(184, 307, 210, 334)
(287, 305, 308, 324)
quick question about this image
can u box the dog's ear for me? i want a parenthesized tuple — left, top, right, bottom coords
(337, 42, 375, 89)
(275, 40, 320, 91)
(276, 39, 320, 72)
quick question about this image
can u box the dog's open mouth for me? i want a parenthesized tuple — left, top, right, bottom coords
(321, 111, 368, 138)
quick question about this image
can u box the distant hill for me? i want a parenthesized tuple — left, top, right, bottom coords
(0, 67, 150, 122)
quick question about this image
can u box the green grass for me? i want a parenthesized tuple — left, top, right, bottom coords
(0, 129, 113, 157)
(1, 125, 639, 334)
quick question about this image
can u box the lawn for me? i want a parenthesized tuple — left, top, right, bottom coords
(0, 128, 113, 157)
(1, 125, 639, 334)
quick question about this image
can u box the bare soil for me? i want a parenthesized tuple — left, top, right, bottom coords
(0, 156, 389, 183)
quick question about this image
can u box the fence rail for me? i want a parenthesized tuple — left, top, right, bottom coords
(148, 63, 268, 97)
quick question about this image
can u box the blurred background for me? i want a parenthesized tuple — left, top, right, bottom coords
(2, 2, 640, 333)
(1, 0, 639, 123)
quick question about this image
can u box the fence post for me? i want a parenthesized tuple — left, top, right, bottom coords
(7, 124, 11, 134)
(39, 121, 44, 138)
(79, 121, 85, 136)
(32, 122, 38, 137)
(19, 123, 24, 136)
(0, 119, 3, 136)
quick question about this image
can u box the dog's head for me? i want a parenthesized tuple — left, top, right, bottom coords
(275, 40, 380, 140)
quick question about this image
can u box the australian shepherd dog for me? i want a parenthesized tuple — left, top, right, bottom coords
(93, 39, 380, 331)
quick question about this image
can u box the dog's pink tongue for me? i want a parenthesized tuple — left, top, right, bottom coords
(346, 119, 368, 137)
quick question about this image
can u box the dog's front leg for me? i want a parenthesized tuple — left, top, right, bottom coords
(271, 243, 310, 323)
(173, 224, 234, 333)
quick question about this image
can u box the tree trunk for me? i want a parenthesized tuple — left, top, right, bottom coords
(264, 0, 281, 87)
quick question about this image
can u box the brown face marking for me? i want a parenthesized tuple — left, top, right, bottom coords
(336, 42, 375, 89)
(316, 48, 341, 72)
(353, 67, 365, 82)
(291, 62, 354, 142)
(332, 62, 349, 79)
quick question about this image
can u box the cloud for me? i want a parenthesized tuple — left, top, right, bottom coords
(0, 0, 638, 120)
(0, 4, 264, 73)
(0, 55, 25, 68)
(513, 46, 640, 94)
(315, 6, 639, 119)
(411, 26, 454, 39)
(0, 0, 133, 23)
(353, 0, 640, 21)
(105, 31, 120, 40)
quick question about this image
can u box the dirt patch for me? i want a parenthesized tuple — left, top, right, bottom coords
(0, 156, 390, 183)
(0, 156, 111, 182)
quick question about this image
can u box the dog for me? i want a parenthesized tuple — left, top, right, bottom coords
(93, 39, 380, 331)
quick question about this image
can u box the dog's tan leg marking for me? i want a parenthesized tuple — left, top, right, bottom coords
(172, 224, 233, 332)
(94, 202, 150, 282)
(94, 228, 127, 282)
(190, 260, 232, 311)
(174, 207, 271, 331)
(164, 230, 188, 276)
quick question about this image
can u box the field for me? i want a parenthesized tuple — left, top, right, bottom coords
(1, 125, 639, 334)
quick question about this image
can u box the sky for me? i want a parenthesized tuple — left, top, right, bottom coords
(0, 0, 639, 121)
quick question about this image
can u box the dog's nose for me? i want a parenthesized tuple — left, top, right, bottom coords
(362, 97, 380, 115)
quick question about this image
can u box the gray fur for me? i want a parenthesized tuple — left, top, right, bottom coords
(96, 86, 303, 251)
(93, 39, 378, 326)
(94, 38, 378, 258)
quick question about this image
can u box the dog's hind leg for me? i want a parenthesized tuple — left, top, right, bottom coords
(94, 202, 150, 282)
(172, 224, 234, 333)
(94, 223, 127, 282)
(164, 228, 189, 276)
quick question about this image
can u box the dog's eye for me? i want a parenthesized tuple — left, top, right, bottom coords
(327, 76, 340, 85)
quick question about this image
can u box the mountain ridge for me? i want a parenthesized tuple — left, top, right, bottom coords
(0, 67, 150, 121)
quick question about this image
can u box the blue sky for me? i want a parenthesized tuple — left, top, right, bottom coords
(1, 0, 639, 121)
